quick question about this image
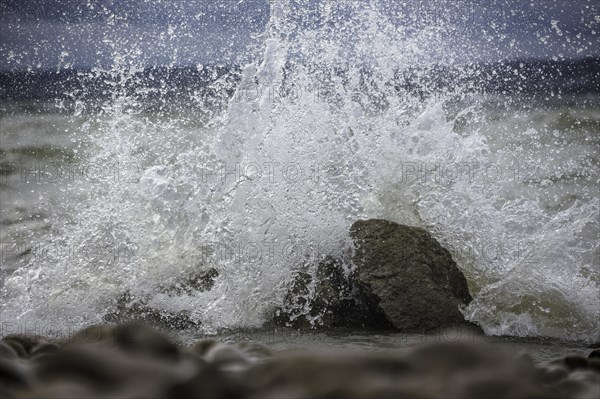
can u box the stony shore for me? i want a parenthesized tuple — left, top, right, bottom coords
(1, 323, 599, 399)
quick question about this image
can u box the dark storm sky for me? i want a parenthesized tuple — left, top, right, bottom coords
(0, 0, 598, 71)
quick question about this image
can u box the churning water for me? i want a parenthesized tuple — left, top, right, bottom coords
(1, 0, 599, 343)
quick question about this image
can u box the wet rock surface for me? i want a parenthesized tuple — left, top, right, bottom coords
(1, 324, 598, 399)
(103, 290, 200, 330)
(103, 268, 219, 330)
(350, 219, 475, 332)
(162, 267, 220, 296)
(275, 219, 477, 332)
(273, 256, 391, 329)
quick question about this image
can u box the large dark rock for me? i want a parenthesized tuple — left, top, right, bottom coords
(273, 256, 390, 329)
(350, 219, 474, 332)
(273, 220, 476, 331)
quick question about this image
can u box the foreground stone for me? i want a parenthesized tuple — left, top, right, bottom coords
(1, 324, 598, 399)
(350, 219, 475, 332)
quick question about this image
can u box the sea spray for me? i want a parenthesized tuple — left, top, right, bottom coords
(1, 0, 598, 342)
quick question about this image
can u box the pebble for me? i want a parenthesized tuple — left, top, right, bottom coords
(0, 324, 598, 399)
(588, 348, 600, 359)
(1, 335, 41, 355)
(1, 341, 27, 359)
(0, 342, 19, 360)
(0, 358, 32, 394)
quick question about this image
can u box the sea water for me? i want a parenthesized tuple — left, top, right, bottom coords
(1, 0, 598, 347)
